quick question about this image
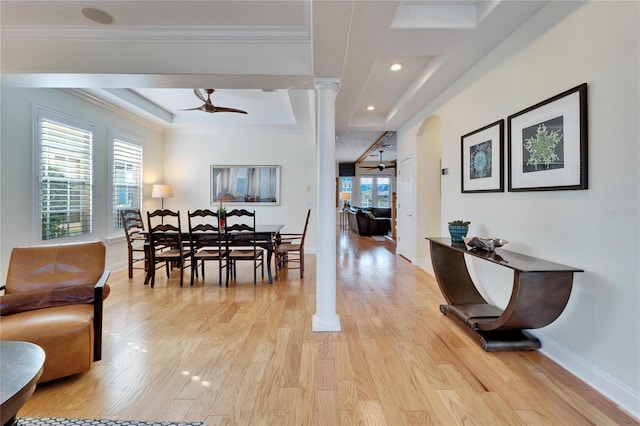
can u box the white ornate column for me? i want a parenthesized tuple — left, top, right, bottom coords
(313, 78, 341, 332)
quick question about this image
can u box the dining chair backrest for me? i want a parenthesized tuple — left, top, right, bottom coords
(225, 209, 256, 233)
(121, 209, 145, 241)
(120, 209, 146, 278)
(225, 208, 257, 246)
(299, 208, 311, 245)
(187, 209, 223, 251)
(146, 209, 184, 253)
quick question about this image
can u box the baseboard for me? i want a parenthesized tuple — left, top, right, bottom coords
(312, 313, 341, 332)
(529, 330, 640, 420)
(415, 258, 434, 277)
(419, 261, 638, 419)
(108, 260, 128, 274)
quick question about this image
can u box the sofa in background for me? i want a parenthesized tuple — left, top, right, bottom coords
(0, 241, 110, 383)
(347, 206, 392, 236)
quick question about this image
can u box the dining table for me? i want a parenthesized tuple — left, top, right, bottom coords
(143, 224, 284, 285)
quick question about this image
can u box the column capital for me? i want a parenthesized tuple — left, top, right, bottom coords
(315, 78, 340, 92)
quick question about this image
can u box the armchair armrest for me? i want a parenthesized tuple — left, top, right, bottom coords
(93, 270, 110, 362)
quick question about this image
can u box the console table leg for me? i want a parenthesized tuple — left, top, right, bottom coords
(440, 304, 540, 351)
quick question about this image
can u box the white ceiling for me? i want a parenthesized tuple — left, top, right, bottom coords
(1, 0, 550, 163)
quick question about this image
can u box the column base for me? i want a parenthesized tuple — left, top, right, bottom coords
(312, 313, 341, 332)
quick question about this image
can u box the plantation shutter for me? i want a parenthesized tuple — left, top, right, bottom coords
(40, 117, 93, 240)
(112, 139, 143, 230)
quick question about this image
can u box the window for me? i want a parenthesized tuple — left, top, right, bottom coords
(110, 133, 143, 234)
(37, 108, 94, 241)
(339, 176, 353, 205)
(339, 177, 353, 194)
(359, 175, 391, 208)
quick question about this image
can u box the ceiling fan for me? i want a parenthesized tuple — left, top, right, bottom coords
(361, 150, 396, 171)
(180, 88, 248, 114)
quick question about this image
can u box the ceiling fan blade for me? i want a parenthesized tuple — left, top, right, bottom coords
(213, 106, 248, 114)
(187, 88, 247, 114)
(193, 88, 207, 103)
(179, 106, 206, 111)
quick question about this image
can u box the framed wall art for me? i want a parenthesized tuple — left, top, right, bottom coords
(508, 83, 588, 191)
(210, 165, 280, 205)
(461, 119, 504, 193)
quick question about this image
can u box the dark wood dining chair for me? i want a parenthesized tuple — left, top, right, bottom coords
(120, 209, 146, 279)
(275, 209, 311, 279)
(225, 209, 264, 286)
(146, 209, 190, 288)
(187, 209, 229, 287)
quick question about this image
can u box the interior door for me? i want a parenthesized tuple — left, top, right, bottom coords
(396, 156, 414, 261)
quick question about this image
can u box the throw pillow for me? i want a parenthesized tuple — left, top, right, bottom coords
(365, 210, 376, 219)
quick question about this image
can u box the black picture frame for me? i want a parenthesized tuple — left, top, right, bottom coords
(508, 83, 588, 191)
(461, 119, 504, 193)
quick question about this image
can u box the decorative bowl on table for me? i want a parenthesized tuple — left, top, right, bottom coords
(463, 237, 508, 252)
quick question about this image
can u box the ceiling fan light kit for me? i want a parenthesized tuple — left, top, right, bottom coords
(362, 150, 396, 171)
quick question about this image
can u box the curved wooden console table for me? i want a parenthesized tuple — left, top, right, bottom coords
(427, 237, 583, 351)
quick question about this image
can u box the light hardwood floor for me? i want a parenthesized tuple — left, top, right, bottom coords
(19, 230, 638, 425)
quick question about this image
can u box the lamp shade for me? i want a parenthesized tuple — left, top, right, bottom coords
(339, 192, 351, 201)
(151, 184, 173, 198)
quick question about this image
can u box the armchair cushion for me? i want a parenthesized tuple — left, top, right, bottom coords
(0, 305, 95, 382)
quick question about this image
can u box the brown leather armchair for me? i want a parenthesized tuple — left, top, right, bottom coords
(0, 241, 110, 383)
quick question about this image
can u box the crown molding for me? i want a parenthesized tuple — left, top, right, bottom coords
(1, 25, 311, 43)
(62, 89, 167, 132)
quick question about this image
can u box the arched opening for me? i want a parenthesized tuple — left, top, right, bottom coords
(415, 115, 442, 272)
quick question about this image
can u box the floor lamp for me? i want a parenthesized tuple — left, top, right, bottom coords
(151, 184, 173, 209)
(339, 192, 351, 209)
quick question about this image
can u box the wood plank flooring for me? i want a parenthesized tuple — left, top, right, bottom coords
(18, 230, 638, 425)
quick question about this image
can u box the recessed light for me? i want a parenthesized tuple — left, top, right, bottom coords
(366, 105, 375, 111)
(389, 63, 403, 71)
(81, 7, 115, 25)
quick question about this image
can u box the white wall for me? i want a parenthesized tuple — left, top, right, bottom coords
(162, 129, 317, 253)
(398, 1, 640, 417)
(0, 88, 165, 276)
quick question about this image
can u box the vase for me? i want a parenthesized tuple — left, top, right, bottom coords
(448, 225, 469, 243)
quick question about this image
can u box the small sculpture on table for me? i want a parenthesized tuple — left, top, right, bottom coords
(463, 236, 508, 252)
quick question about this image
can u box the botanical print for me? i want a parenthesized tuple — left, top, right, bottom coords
(522, 115, 564, 173)
(470, 140, 492, 179)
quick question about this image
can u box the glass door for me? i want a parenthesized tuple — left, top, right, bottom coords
(359, 175, 391, 207)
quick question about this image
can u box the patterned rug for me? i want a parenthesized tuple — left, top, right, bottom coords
(18, 419, 205, 426)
